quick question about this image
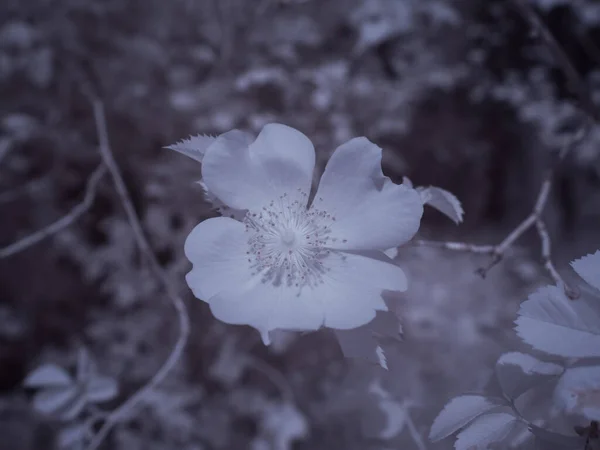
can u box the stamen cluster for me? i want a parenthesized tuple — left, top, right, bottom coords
(243, 189, 338, 289)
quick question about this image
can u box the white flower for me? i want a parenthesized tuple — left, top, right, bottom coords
(184, 123, 423, 344)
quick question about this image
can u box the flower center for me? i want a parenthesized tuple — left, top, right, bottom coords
(243, 190, 339, 289)
(280, 229, 296, 247)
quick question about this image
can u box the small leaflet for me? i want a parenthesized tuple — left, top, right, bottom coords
(26, 349, 118, 421)
(25, 362, 87, 421)
(495, 352, 563, 400)
(454, 412, 518, 450)
(554, 365, 600, 421)
(571, 250, 600, 292)
(514, 284, 600, 358)
(76, 347, 118, 404)
(375, 346, 388, 370)
(333, 310, 402, 369)
(23, 364, 73, 388)
(429, 395, 501, 442)
(418, 186, 464, 224)
(165, 134, 216, 163)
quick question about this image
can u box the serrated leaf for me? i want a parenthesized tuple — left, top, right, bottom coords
(554, 365, 600, 421)
(165, 134, 216, 163)
(375, 346, 388, 370)
(429, 395, 502, 442)
(515, 285, 600, 358)
(333, 310, 402, 369)
(85, 375, 118, 403)
(571, 250, 600, 292)
(23, 364, 73, 388)
(57, 423, 89, 449)
(32, 385, 82, 418)
(496, 352, 563, 399)
(454, 413, 518, 450)
(420, 186, 464, 224)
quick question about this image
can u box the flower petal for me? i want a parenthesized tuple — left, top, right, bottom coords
(313, 137, 423, 251)
(208, 279, 325, 344)
(208, 250, 404, 336)
(328, 250, 408, 292)
(320, 251, 406, 329)
(184, 217, 254, 301)
(185, 218, 407, 340)
(202, 124, 315, 211)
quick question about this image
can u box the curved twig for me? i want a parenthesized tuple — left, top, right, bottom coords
(0, 164, 106, 259)
(84, 99, 190, 450)
(416, 0, 597, 288)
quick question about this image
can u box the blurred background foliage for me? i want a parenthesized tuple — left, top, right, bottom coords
(0, 0, 599, 449)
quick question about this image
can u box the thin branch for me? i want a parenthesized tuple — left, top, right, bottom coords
(84, 98, 190, 450)
(474, 214, 536, 278)
(441, 0, 596, 284)
(404, 409, 427, 450)
(417, 118, 588, 286)
(481, 117, 589, 277)
(0, 164, 106, 259)
(535, 218, 578, 299)
(535, 218, 561, 284)
(416, 73, 590, 284)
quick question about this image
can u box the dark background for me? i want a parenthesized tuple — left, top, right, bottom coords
(0, 0, 599, 449)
